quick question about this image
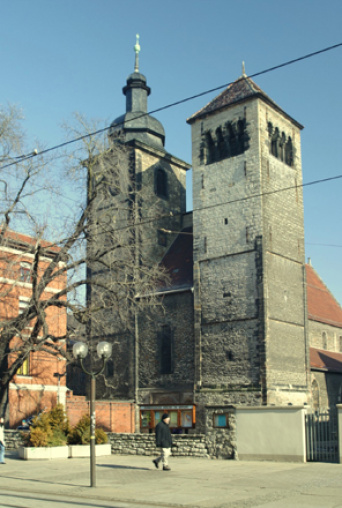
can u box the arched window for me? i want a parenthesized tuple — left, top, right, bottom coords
(205, 132, 215, 164)
(339, 383, 342, 403)
(271, 127, 279, 158)
(312, 379, 320, 412)
(105, 359, 114, 378)
(155, 168, 168, 198)
(216, 127, 226, 160)
(322, 331, 328, 350)
(160, 325, 172, 375)
(285, 137, 293, 167)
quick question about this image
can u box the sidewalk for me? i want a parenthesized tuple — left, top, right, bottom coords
(0, 451, 342, 508)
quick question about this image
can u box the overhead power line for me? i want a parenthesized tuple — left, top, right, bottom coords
(85, 172, 342, 235)
(1, 42, 342, 172)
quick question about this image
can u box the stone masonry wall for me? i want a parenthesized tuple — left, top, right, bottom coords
(108, 433, 209, 458)
(138, 291, 195, 401)
(308, 320, 342, 352)
(4, 429, 23, 449)
(191, 100, 264, 418)
(259, 102, 308, 405)
(5, 430, 235, 459)
(191, 92, 308, 412)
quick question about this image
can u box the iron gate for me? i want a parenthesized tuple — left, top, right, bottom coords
(305, 411, 339, 463)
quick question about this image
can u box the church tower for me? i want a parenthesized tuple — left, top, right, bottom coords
(90, 37, 190, 402)
(109, 35, 190, 267)
(187, 67, 310, 417)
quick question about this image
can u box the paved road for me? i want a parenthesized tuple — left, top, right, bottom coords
(0, 491, 135, 508)
(0, 451, 342, 507)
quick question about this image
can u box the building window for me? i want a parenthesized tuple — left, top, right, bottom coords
(312, 379, 320, 412)
(322, 332, 328, 350)
(18, 297, 30, 314)
(140, 405, 196, 433)
(17, 356, 30, 376)
(160, 325, 172, 374)
(105, 359, 114, 378)
(267, 122, 293, 167)
(339, 384, 342, 404)
(201, 119, 249, 165)
(339, 336, 342, 353)
(20, 262, 31, 282)
(213, 413, 229, 428)
(155, 168, 168, 198)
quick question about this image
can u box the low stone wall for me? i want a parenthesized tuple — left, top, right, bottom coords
(6, 430, 210, 458)
(4, 429, 24, 450)
(108, 433, 209, 458)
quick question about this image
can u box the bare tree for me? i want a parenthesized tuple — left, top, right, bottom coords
(0, 109, 169, 413)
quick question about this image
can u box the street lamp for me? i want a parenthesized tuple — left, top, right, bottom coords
(72, 341, 112, 488)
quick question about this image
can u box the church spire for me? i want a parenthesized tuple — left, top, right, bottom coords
(109, 35, 165, 149)
(122, 35, 150, 114)
(134, 34, 140, 73)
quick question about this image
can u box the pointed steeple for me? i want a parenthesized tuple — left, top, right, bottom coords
(110, 35, 165, 149)
(187, 69, 303, 129)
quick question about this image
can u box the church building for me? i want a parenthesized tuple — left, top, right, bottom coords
(88, 38, 342, 443)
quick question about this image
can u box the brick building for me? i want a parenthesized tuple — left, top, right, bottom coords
(88, 43, 341, 438)
(0, 230, 67, 427)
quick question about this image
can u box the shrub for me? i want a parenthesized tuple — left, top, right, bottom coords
(95, 427, 108, 444)
(23, 404, 69, 447)
(48, 404, 70, 435)
(67, 414, 108, 445)
(29, 427, 50, 447)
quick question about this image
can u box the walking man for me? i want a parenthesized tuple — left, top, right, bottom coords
(0, 417, 5, 464)
(153, 413, 172, 471)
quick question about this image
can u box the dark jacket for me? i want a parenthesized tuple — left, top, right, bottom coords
(155, 420, 172, 448)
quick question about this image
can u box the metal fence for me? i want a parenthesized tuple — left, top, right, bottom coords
(305, 411, 339, 463)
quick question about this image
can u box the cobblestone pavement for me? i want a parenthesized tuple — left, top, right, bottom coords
(0, 452, 341, 508)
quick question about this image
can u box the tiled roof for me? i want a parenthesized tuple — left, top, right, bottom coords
(306, 264, 342, 328)
(160, 227, 193, 291)
(0, 228, 60, 254)
(187, 75, 303, 128)
(310, 347, 342, 373)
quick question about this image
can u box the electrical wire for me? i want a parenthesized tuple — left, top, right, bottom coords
(93, 172, 342, 234)
(4, 169, 342, 243)
(0, 42, 341, 251)
(1, 42, 342, 172)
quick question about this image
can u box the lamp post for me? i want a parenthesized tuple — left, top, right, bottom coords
(72, 341, 112, 488)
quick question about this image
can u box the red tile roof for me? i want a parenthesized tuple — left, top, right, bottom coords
(310, 347, 342, 373)
(0, 228, 60, 253)
(187, 75, 303, 129)
(306, 264, 342, 328)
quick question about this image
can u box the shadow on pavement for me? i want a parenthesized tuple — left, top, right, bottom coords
(97, 463, 150, 471)
(0, 475, 80, 487)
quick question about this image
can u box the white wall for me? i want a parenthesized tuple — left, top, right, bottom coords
(236, 406, 306, 462)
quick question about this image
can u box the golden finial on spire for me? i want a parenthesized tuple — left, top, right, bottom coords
(134, 34, 141, 73)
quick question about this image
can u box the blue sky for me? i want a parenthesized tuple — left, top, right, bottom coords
(1, 0, 342, 304)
